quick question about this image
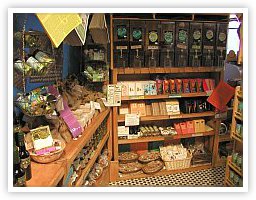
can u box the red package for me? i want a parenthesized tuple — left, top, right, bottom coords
(182, 79, 190, 93)
(207, 81, 235, 111)
(175, 79, 182, 93)
(179, 122, 188, 134)
(156, 78, 163, 95)
(174, 123, 182, 135)
(196, 78, 204, 92)
(203, 79, 210, 91)
(190, 79, 197, 93)
(163, 79, 170, 94)
(169, 79, 176, 94)
(186, 121, 195, 134)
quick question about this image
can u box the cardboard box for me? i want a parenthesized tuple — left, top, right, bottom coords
(189, 22, 203, 67)
(128, 82, 136, 96)
(118, 126, 129, 137)
(135, 82, 145, 96)
(149, 81, 157, 95)
(119, 104, 129, 115)
(118, 82, 129, 97)
(144, 81, 150, 95)
(175, 79, 183, 93)
(174, 123, 182, 135)
(175, 22, 189, 67)
(186, 121, 195, 134)
(137, 102, 146, 116)
(129, 103, 138, 114)
(190, 79, 197, 93)
(180, 122, 188, 134)
(196, 78, 204, 92)
(193, 119, 205, 133)
(165, 99, 180, 115)
(169, 79, 176, 94)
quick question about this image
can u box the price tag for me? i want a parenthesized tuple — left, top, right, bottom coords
(169, 95, 182, 98)
(129, 95, 144, 100)
(192, 133, 204, 137)
(94, 102, 101, 110)
(106, 84, 122, 106)
(125, 114, 140, 126)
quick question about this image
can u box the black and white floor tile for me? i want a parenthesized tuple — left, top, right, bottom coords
(109, 167, 225, 187)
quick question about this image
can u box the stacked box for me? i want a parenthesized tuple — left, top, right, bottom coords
(202, 22, 216, 66)
(130, 20, 145, 67)
(113, 19, 129, 68)
(189, 22, 203, 67)
(145, 21, 160, 67)
(215, 22, 228, 67)
(175, 22, 189, 67)
(160, 22, 175, 67)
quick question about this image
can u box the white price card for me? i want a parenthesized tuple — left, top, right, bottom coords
(106, 84, 122, 106)
(125, 114, 140, 126)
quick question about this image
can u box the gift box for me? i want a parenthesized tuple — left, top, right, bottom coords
(180, 122, 188, 134)
(174, 123, 182, 135)
(186, 121, 195, 134)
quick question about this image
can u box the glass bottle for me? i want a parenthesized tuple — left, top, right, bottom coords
(13, 140, 26, 187)
(17, 132, 32, 181)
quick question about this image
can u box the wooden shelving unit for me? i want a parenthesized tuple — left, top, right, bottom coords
(26, 109, 111, 187)
(75, 131, 110, 186)
(109, 13, 227, 182)
(224, 86, 243, 187)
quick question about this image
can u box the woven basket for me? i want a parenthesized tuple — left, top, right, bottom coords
(162, 152, 192, 171)
(29, 139, 65, 164)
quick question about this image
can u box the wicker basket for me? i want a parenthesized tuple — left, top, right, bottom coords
(162, 152, 192, 171)
(28, 139, 65, 164)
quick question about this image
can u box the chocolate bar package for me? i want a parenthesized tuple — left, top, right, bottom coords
(163, 78, 170, 94)
(130, 20, 145, 67)
(169, 79, 176, 94)
(113, 19, 130, 68)
(189, 22, 203, 67)
(160, 22, 175, 67)
(196, 78, 204, 92)
(202, 22, 216, 66)
(190, 79, 197, 93)
(182, 79, 190, 93)
(145, 21, 160, 67)
(175, 79, 183, 93)
(215, 22, 228, 67)
(175, 22, 189, 67)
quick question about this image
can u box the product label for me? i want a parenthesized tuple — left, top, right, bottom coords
(149, 31, 158, 43)
(206, 30, 214, 40)
(20, 157, 31, 169)
(164, 31, 173, 44)
(133, 29, 142, 40)
(147, 46, 159, 50)
(192, 45, 201, 50)
(203, 45, 214, 50)
(217, 46, 226, 51)
(177, 44, 187, 49)
(116, 46, 128, 50)
(193, 30, 201, 40)
(219, 32, 227, 42)
(15, 175, 26, 187)
(117, 26, 127, 39)
(131, 45, 142, 49)
(178, 30, 187, 42)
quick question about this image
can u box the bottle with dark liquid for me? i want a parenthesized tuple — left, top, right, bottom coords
(13, 140, 26, 187)
(17, 131, 32, 181)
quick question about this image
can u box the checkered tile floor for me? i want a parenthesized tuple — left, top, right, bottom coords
(109, 166, 225, 187)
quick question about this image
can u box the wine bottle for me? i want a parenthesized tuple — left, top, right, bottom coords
(17, 131, 32, 181)
(13, 140, 26, 187)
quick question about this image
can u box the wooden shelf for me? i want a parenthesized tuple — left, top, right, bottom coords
(26, 161, 65, 187)
(219, 134, 232, 142)
(61, 109, 110, 171)
(113, 67, 223, 75)
(121, 92, 209, 101)
(231, 132, 243, 143)
(118, 111, 215, 123)
(118, 130, 215, 144)
(118, 163, 212, 181)
(227, 156, 243, 177)
(75, 131, 110, 186)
